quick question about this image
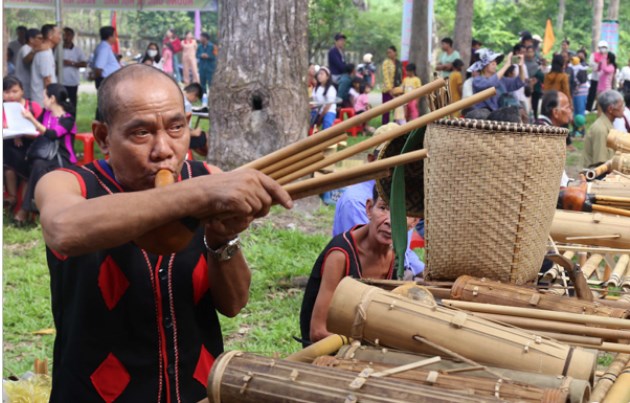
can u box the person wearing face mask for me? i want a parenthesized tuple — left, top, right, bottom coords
(143, 42, 163, 71)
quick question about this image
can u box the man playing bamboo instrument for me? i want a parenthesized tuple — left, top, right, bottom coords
(34, 64, 293, 403)
(300, 185, 404, 345)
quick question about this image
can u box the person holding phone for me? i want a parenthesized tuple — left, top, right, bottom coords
(469, 48, 525, 112)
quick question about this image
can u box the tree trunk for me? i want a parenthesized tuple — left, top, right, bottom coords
(409, 0, 430, 113)
(208, 0, 309, 170)
(453, 0, 474, 72)
(591, 0, 603, 54)
(557, 0, 565, 34)
(607, 0, 619, 20)
(3, 14, 8, 76)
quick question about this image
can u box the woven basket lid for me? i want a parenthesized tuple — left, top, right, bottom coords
(434, 118, 569, 136)
(376, 128, 425, 218)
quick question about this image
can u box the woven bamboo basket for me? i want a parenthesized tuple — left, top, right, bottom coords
(424, 119, 567, 284)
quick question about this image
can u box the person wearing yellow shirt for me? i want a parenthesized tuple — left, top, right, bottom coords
(381, 45, 403, 124)
(448, 59, 464, 117)
(402, 63, 422, 121)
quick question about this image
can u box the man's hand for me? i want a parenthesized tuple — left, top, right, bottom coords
(201, 53, 209, 59)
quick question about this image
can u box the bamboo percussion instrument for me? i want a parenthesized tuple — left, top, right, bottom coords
(335, 345, 591, 403)
(542, 251, 575, 282)
(601, 358, 630, 403)
(550, 210, 630, 249)
(442, 299, 630, 329)
(585, 153, 630, 181)
(607, 254, 630, 288)
(450, 275, 628, 318)
(284, 334, 350, 363)
(261, 133, 347, 176)
(206, 350, 497, 403)
(474, 313, 630, 341)
(607, 129, 630, 153)
(558, 185, 630, 217)
(283, 149, 427, 201)
(545, 253, 593, 301)
(133, 169, 197, 254)
(590, 353, 630, 403)
(327, 278, 597, 381)
(277, 87, 497, 185)
(241, 78, 447, 171)
(313, 356, 567, 403)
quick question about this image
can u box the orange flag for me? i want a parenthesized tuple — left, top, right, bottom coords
(543, 18, 555, 55)
(111, 11, 120, 56)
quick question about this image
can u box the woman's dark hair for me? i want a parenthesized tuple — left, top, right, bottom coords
(46, 83, 75, 116)
(505, 65, 516, 77)
(316, 69, 333, 97)
(3, 75, 23, 92)
(551, 54, 565, 73)
(608, 52, 617, 71)
(388, 45, 397, 53)
(359, 83, 367, 94)
(441, 37, 453, 47)
(145, 42, 161, 63)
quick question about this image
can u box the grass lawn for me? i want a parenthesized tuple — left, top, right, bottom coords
(2, 92, 602, 377)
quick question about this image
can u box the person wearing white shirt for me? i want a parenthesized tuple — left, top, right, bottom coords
(15, 28, 43, 99)
(613, 91, 630, 133)
(618, 58, 630, 94)
(62, 27, 88, 108)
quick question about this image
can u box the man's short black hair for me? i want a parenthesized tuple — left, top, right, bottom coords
(97, 64, 183, 125)
(388, 45, 397, 53)
(344, 63, 355, 74)
(100, 26, 116, 41)
(464, 108, 491, 120)
(41, 24, 57, 40)
(441, 37, 453, 47)
(184, 83, 203, 100)
(487, 106, 522, 123)
(406, 63, 417, 73)
(201, 32, 210, 40)
(540, 90, 560, 118)
(472, 39, 482, 47)
(513, 44, 524, 53)
(452, 59, 464, 69)
(16, 26, 27, 33)
(26, 28, 41, 42)
(64, 27, 75, 36)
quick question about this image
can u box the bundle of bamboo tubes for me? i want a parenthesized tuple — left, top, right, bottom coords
(235, 80, 497, 201)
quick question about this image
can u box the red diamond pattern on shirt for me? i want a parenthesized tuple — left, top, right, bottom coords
(90, 353, 131, 403)
(98, 255, 130, 310)
(192, 254, 209, 305)
(193, 345, 215, 386)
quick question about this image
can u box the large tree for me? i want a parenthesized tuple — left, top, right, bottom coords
(453, 0, 474, 71)
(591, 0, 603, 53)
(409, 0, 431, 113)
(208, 0, 309, 170)
(607, 0, 619, 20)
(557, 0, 565, 34)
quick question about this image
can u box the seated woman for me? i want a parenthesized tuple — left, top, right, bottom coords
(18, 84, 76, 224)
(300, 185, 395, 346)
(3, 76, 43, 216)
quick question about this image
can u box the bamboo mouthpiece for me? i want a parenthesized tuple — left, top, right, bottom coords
(156, 169, 175, 187)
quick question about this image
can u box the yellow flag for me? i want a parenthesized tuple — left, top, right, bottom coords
(543, 18, 555, 55)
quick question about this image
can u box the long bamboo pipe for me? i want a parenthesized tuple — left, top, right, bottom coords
(284, 334, 350, 363)
(550, 210, 630, 249)
(261, 134, 347, 175)
(277, 87, 497, 185)
(441, 300, 630, 329)
(590, 353, 630, 403)
(283, 149, 427, 200)
(585, 153, 630, 181)
(602, 360, 630, 402)
(240, 79, 447, 171)
(475, 313, 630, 341)
(269, 152, 324, 180)
(532, 331, 603, 346)
(548, 244, 630, 254)
(607, 129, 630, 153)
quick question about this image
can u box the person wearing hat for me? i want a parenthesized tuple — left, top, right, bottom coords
(328, 33, 347, 84)
(587, 40, 609, 111)
(356, 53, 376, 87)
(470, 49, 525, 111)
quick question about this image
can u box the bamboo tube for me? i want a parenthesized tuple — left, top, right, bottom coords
(549, 244, 630, 254)
(582, 254, 604, 279)
(607, 255, 630, 288)
(607, 129, 630, 153)
(532, 331, 602, 346)
(623, 274, 630, 291)
(578, 251, 588, 267)
(603, 360, 630, 403)
(572, 342, 630, 354)
(474, 313, 630, 341)
(268, 152, 324, 180)
(277, 87, 497, 184)
(283, 149, 427, 200)
(590, 353, 630, 403)
(587, 181, 630, 199)
(241, 79, 446, 171)
(596, 195, 630, 204)
(441, 300, 630, 329)
(550, 210, 630, 249)
(261, 134, 346, 175)
(591, 204, 630, 218)
(284, 334, 350, 363)
(543, 250, 575, 282)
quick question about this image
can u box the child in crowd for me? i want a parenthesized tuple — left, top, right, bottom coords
(402, 63, 422, 121)
(449, 59, 464, 117)
(3, 76, 43, 216)
(183, 83, 208, 156)
(354, 83, 375, 134)
(348, 77, 362, 108)
(310, 66, 337, 134)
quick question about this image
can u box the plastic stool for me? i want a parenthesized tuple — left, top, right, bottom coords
(338, 108, 361, 137)
(75, 133, 95, 166)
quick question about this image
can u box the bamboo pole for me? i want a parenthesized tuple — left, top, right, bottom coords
(572, 342, 630, 354)
(277, 87, 497, 184)
(591, 204, 630, 217)
(607, 255, 630, 288)
(548, 244, 630, 254)
(475, 313, 630, 341)
(582, 254, 604, 279)
(590, 353, 630, 402)
(283, 149, 427, 200)
(240, 79, 447, 171)
(261, 134, 347, 175)
(284, 334, 350, 363)
(532, 331, 602, 346)
(441, 300, 630, 329)
(269, 152, 324, 180)
(550, 210, 630, 249)
(603, 360, 630, 402)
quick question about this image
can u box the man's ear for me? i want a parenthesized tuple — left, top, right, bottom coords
(92, 120, 110, 155)
(185, 111, 192, 125)
(365, 198, 375, 220)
